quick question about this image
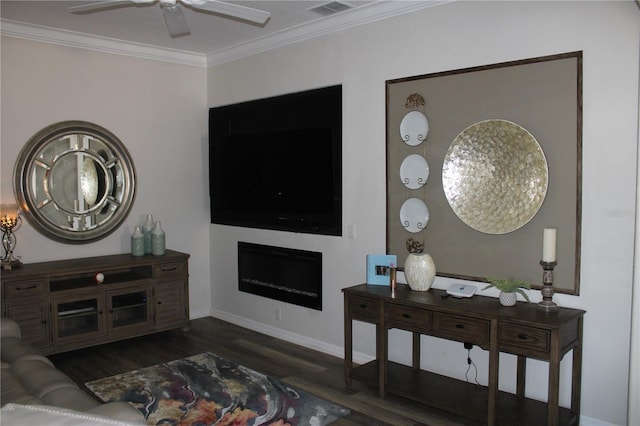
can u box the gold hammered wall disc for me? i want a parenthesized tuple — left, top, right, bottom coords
(442, 119, 548, 234)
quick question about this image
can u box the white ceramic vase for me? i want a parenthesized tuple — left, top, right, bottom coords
(499, 291, 517, 306)
(404, 253, 436, 291)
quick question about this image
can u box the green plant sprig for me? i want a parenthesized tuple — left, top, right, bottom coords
(483, 277, 531, 303)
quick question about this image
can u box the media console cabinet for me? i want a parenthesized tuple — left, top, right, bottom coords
(1, 250, 189, 355)
(343, 283, 585, 426)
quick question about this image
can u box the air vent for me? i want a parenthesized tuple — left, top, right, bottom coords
(308, 1, 354, 16)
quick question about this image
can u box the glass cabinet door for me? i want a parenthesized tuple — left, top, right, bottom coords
(52, 295, 106, 343)
(107, 284, 152, 335)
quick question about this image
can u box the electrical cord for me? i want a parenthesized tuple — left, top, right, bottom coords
(465, 348, 481, 385)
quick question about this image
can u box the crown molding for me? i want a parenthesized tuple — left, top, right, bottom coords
(206, 0, 454, 67)
(0, 1, 453, 69)
(0, 19, 208, 68)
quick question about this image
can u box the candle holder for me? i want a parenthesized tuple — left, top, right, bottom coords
(1, 204, 23, 270)
(537, 260, 559, 312)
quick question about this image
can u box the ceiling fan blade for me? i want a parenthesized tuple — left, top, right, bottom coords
(183, 0, 270, 24)
(162, 5, 191, 37)
(69, 0, 155, 14)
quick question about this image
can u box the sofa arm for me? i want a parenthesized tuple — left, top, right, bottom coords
(0, 403, 144, 426)
(1, 318, 22, 339)
(86, 402, 146, 424)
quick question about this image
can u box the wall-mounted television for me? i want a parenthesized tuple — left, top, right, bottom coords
(209, 85, 342, 236)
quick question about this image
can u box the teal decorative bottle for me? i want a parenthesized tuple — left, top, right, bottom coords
(151, 221, 165, 256)
(143, 214, 154, 254)
(131, 226, 145, 257)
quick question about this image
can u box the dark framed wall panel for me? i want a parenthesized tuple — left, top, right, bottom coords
(386, 52, 582, 294)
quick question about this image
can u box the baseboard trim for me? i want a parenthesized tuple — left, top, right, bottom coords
(210, 308, 374, 366)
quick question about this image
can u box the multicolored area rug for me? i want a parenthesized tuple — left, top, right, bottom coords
(85, 352, 349, 426)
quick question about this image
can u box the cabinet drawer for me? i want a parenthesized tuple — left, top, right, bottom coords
(348, 295, 380, 323)
(387, 304, 431, 333)
(500, 323, 550, 355)
(432, 312, 490, 345)
(4, 279, 48, 299)
(154, 262, 186, 278)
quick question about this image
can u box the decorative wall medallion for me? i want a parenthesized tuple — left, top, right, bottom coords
(405, 93, 426, 110)
(442, 119, 548, 234)
(399, 154, 430, 189)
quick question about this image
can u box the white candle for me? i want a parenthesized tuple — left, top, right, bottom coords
(542, 228, 557, 262)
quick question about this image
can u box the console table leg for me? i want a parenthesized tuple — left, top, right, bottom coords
(344, 294, 352, 387)
(488, 319, 499, 426)
(517, 355, 526, 399)
(378, 298, 387, 398)
(571, 318, 582, 416)
(548, 329, 561, 426)
(571, 317, 584, 416)
(412, 332, 420, 370)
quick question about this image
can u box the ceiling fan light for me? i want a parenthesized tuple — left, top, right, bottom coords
(162, 5, 190, 37)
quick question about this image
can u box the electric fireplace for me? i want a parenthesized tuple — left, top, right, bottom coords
(238, 242, 322, 310)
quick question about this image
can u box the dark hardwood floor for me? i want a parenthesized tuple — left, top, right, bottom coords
(49, 317, 477, 426)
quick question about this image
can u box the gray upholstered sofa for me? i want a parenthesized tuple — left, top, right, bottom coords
(1, 317, 145, 425)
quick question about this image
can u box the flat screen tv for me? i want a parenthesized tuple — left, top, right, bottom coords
(209, 85, 342, 236)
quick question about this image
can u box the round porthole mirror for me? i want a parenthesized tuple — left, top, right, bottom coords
(14, 121, 136, 243)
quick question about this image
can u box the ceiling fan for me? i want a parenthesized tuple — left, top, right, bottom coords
(69, 0, 271, 38)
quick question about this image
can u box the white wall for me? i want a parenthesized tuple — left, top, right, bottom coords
(0, 37, 211, 318)
(207, 2, 640, 425)
(1, 1, 637, 424)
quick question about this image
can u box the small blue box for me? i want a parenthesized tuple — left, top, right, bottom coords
(366, 254, 397, 286)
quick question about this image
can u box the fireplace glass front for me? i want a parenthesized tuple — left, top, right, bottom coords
(238, 242, 322, 310)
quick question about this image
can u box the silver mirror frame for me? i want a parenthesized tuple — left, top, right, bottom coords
(14, 121, 136, 244)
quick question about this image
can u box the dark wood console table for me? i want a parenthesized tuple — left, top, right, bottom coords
(343, 284, 585, 426)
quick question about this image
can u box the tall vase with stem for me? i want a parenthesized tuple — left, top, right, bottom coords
(143, 214, 154, 254)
